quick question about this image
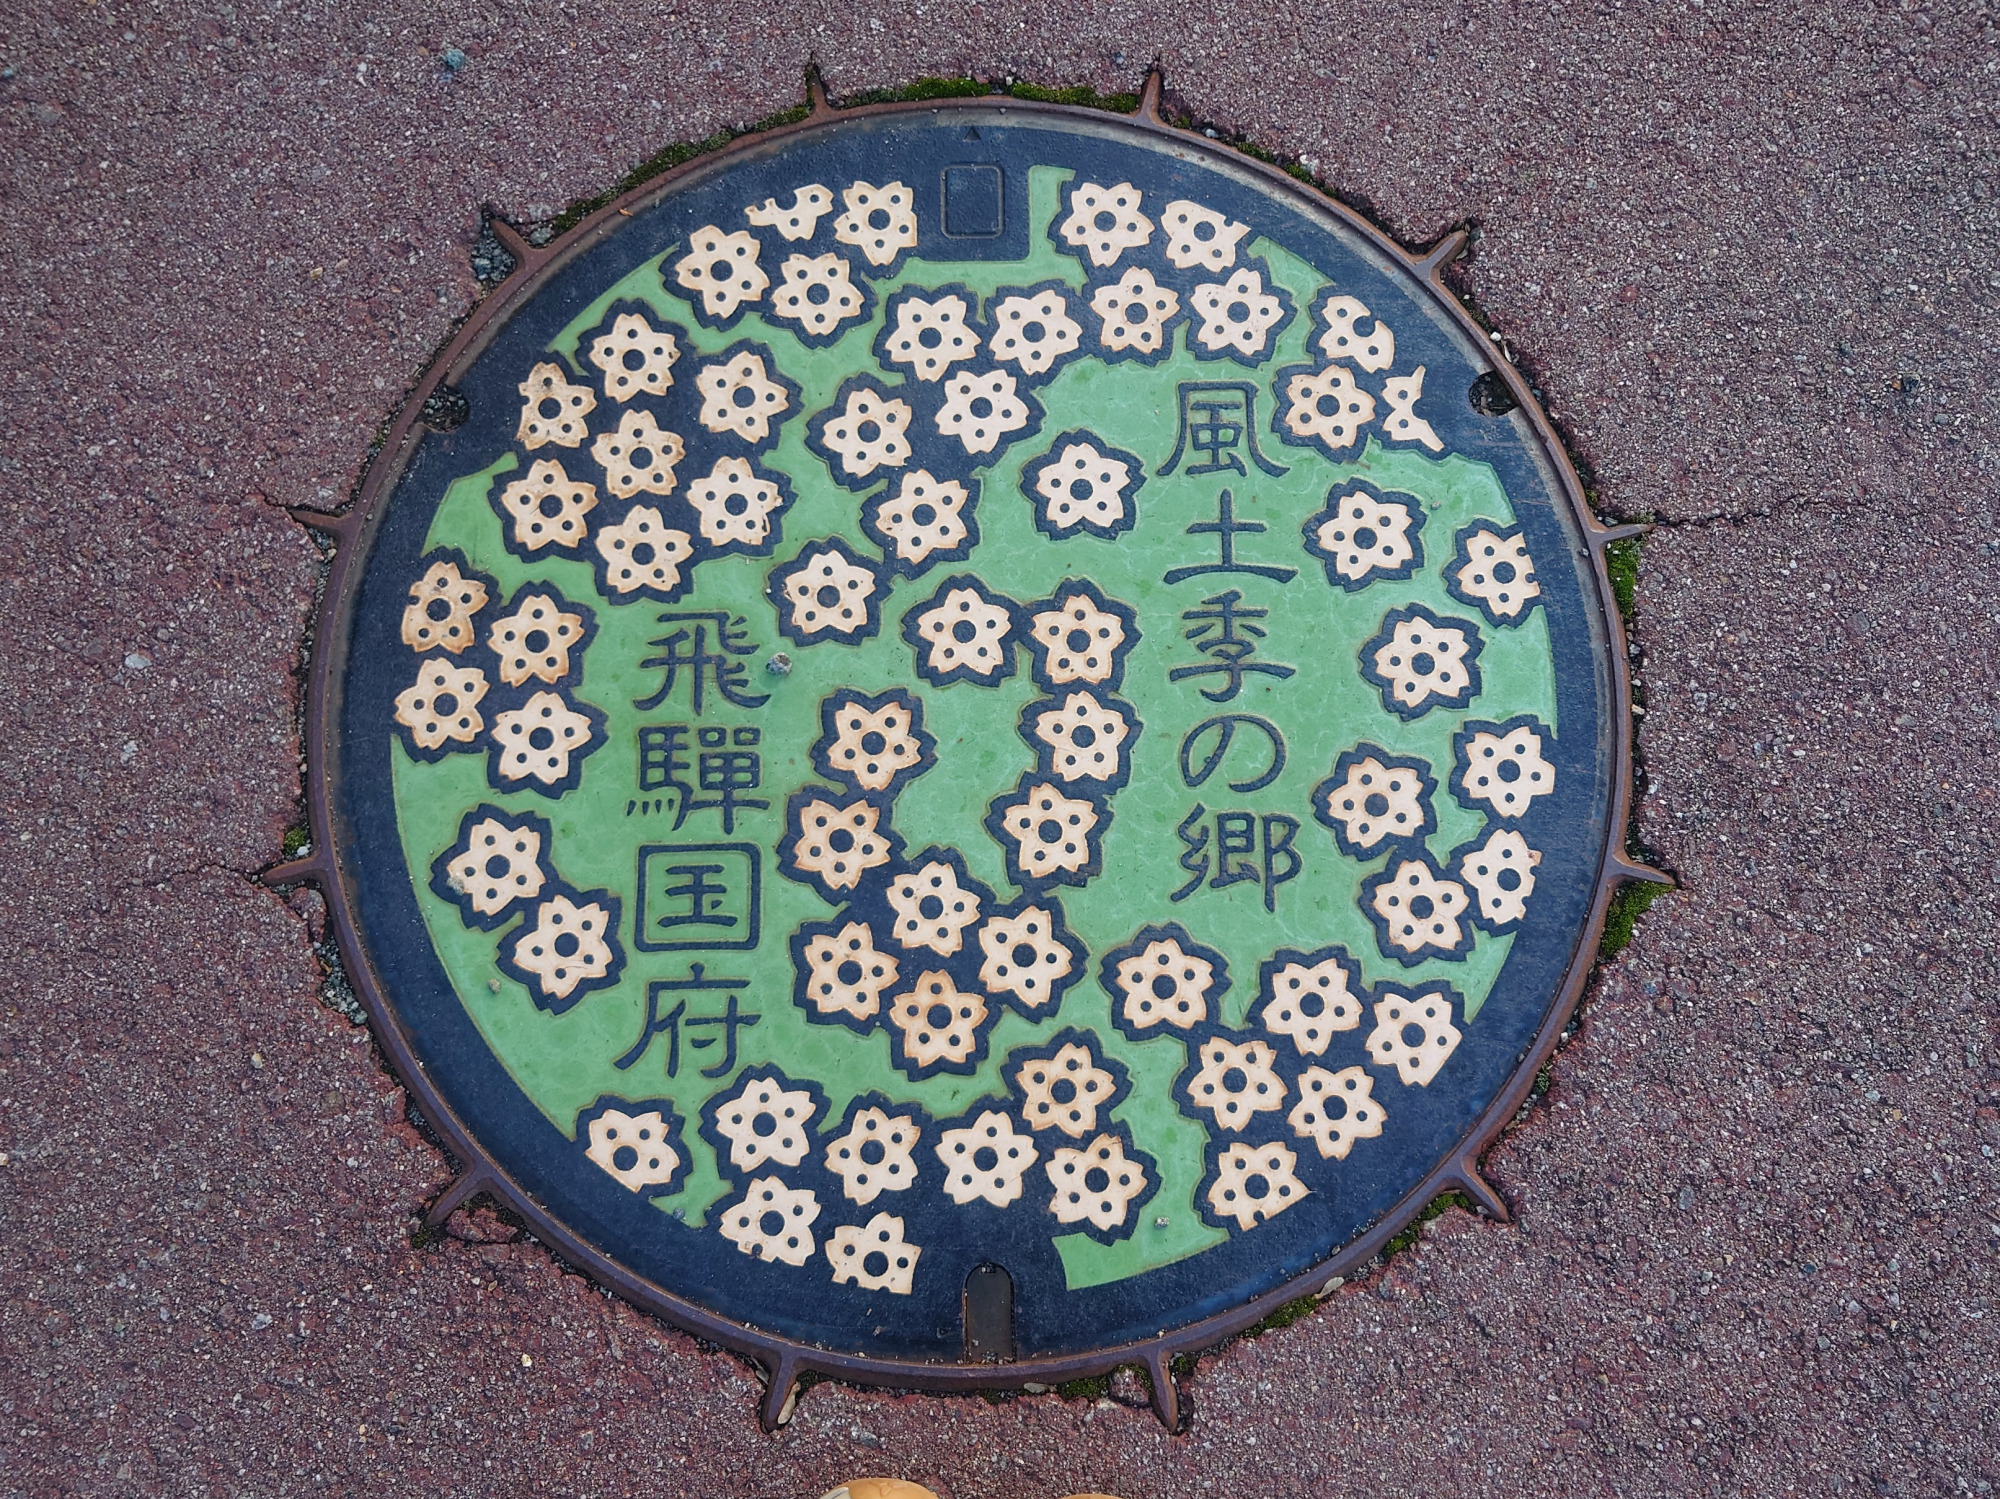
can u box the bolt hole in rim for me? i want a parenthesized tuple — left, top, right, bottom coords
(295, 74, 1649, 1427)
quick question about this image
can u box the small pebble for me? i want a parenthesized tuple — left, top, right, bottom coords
(125, 652, 151, 670)
(765, 651, 793, 676)
(442, 47, 467, 70)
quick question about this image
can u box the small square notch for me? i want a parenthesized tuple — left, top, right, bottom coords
(941, 164, 1004, 238)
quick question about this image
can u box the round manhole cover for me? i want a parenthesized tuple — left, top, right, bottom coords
(305, 83, 1636, 1415)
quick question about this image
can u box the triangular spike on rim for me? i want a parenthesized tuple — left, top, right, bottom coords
(758, 1349, 803, 1430)
(287, 505, 358, 544)
(804, 61, 834, 118)
(1136, 65, 1166, 124)
(1418, 226, 1470, 278)
(260, 854, 330, 889)
(423, 1167, 494, 1229)
(483, 210, 534, 262)
(1609, 853, 1675, 888)
(1445, 1156, 1511, 1222)
(1588, 519, 1653, 548)
(1143, 1345, 1181, 1431)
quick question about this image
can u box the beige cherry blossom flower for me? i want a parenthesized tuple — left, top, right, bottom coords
(1369, 859, 1471, 960)
(774, 544, 882, 640)
(909, 584, 1014, 681)
(516, 361, 597, 449)
(496, 458, 599, 551)
(1110, 931, 1217, 1032)
(935, 1111, 1038, 1207)
(1258, 954, 1362, 1057)
(1185, 1035, 1288, 1132)
(590, 408, 685, 499)
(1368, 610, 1480, 716)
(441, 815, 546, 916)
(769, 252, 870, 340)
(684, 456, 785, 549)
(1161, 199, 1251, 272)
(885, 860, 983, 956)
(718, 1177, 820, 1266)
(744, 182, 834, 240)
(671, 225, 769, 318)
(880, 292, 981, 382)
(1314, 295, 1396, 372)
(587, 312, 680, 401)
(1306, 486, 1422, 586)
(1450, 527, 1541, 622)
(695, 349, 792, 443)
(712, 1074, 817, 1172)
(394, 658, 488, 750)
(785, 795, 894, 892)
(491, 690, 596, 786)
(1027, 691, 1131, 783)
(988, 287, 1082, 376)
(824, 1107, 920, 1205)
(976, 906, 1074, 1011)
(400, 558, 488, 654)
(1365, 989, 1463, 1086)
(593, 505, 693, 597)
(1014, 1041, 1114, 1137)
(868, 470, 971, 569)
(583, 1107, 680, 1192)
(1059, 180, 1152, 267)
(1281, 363, 1377, 452)
(1458, 827, 1542, 927)
(1315, 751, 1431, 855)
(826, 1213, 921, 1294)
(487, 590, 585, 686)
(798, 920, 900, 1022)
(815, 693, 927, 792)
(833, 180, 917, 265)
(1457, 722, 1555, 818)
(815, 385, 912, 481)
(1028, 591, 1129, 684)
(507, 892, 616, 1002)
(993, 780, 1100, 883)
(887, 972, 990, 1070)
(935, 368, 1031, 455)
(1029, 438, 1136, 535)
(1088, 266, 1180, 355)
(1288, 1066, 1384, 1160)
(1381, 366, 1444, 451)
(1046, 1134, 1150, 1233)
(1189, 266, 1287, 360)
(1206, 1141, 1308, 1231)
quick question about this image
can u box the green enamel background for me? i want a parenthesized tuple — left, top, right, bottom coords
(389, 165, 1555, 1290)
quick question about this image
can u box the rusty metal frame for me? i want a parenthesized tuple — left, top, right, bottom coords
(269, 68, 1665, 1432)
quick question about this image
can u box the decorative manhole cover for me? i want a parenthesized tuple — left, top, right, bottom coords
(299, 79, 1640, 1423)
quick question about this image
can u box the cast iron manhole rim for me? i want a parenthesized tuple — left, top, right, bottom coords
(277, 71, 1657, 1430)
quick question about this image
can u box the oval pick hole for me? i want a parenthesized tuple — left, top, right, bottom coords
(962, 1262, 1015, 1363)
(1468, 370, 1519, 416)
